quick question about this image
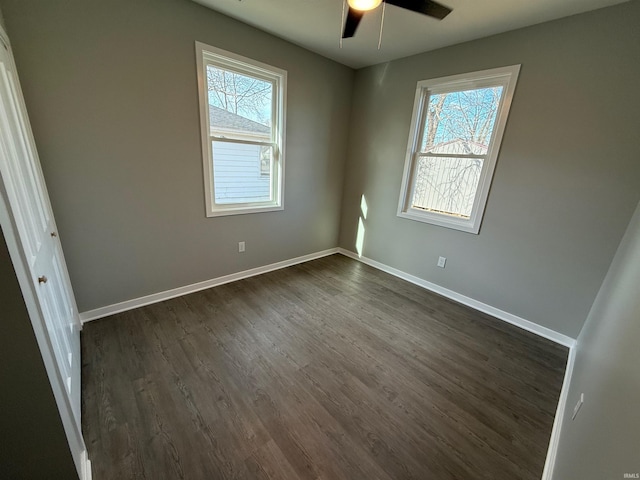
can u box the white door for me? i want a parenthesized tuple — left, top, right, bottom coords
(0, 28, 89, 479)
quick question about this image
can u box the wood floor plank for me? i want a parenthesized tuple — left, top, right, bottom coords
(82, 254, 567, 480)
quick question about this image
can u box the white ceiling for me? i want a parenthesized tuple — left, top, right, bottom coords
(193, 0, 628, 69)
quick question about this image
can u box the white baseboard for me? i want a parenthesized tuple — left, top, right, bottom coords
(81, 450, 92, 480)
(79, 244, 576, 479)
(336, 247, 577, 480)
(80, 245, 576, 350)
(79, 248, 339, 323)
(80, 245, 575, 480)
(540, 345, 576, 480)
(337, 248, 576, 348)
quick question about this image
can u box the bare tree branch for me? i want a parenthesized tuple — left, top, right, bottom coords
(207, 66, 272, 125)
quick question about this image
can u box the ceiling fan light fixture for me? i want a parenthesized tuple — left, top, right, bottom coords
(347, 0, 383, 12)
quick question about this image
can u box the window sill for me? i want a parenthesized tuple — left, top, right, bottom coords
(206, 204, 283, 218)
(397, 209, 480, 234)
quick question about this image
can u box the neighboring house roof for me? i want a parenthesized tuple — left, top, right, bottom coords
(209, 105, 270, 135)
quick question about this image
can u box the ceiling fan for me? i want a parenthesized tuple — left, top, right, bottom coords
(342, 0, 452, 38)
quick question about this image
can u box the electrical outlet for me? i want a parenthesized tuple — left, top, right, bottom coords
(437, 256, 446, 268)
(238, 241, 245, 253)
(572, 393, 584, 420)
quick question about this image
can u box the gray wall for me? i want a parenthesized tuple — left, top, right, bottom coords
(2, 0, 638, 337)
(0, 228, 78, 479)
(339, 1, 640, 338)
(552, 200, 640, 478)
(0, 0, 354, 312)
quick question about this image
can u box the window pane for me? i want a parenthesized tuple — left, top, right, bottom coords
(212, 141, 272, 204)
(411, 156, 484, 218)
(206, 65, 273, 139)
(420, 87, 504, 155)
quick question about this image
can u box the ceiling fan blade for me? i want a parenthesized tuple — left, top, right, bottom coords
(386, 0, 452, 20)
(342, 7, 365, 38)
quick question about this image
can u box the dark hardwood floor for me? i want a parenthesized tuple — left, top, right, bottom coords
(82, 254, 568, 480)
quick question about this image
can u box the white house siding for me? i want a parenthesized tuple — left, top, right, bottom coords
(212, 141, 270, 204)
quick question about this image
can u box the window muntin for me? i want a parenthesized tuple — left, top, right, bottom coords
(398, 66, 520, 234)
(196, 42, 286, 217)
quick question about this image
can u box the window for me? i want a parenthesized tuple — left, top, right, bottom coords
(397, 65, 520, 233)
(196, 42, 286, 217)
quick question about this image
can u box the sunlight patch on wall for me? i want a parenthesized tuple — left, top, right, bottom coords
(356, 194, 368, 256)
(360, 195, 368, 219)
(356, 218, 365, 257)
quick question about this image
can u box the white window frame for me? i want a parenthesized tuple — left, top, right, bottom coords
(397, 65, 520, 234)
(195, 42, 287, 217)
